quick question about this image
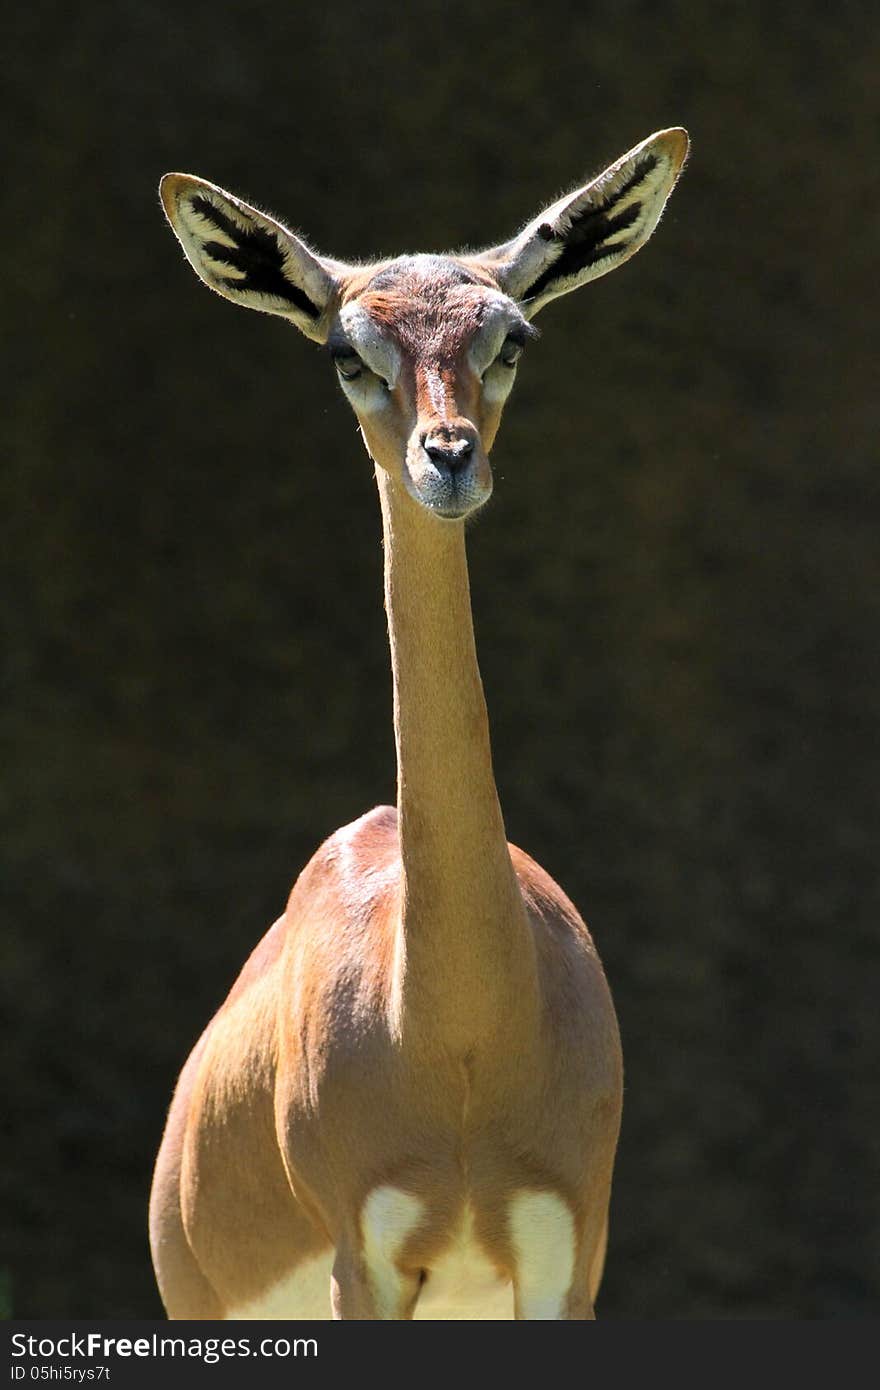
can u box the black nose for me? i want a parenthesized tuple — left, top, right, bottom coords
(423, 434, 474, 474)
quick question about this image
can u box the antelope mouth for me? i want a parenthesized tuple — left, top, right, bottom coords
(403, 454, 493, 521)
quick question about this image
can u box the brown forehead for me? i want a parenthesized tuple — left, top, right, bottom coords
(341, 256, 501, 357)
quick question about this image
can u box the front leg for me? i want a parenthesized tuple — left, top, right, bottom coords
(331, 1188, 425, 1319)
(510, 1191, 594, 1320)
(330, 1243, 422, 1320)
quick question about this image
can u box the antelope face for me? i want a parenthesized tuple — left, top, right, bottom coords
(331, 257, 533, 519)
(159, 128, 688, 522)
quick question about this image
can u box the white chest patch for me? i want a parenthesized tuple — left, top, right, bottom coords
(508, 1190, 576, 1319)
(360, 1185, 426, 1318)
(225, 1187, 576, 1321)
(415, 1206, 513, 1320)
(361, 1186, 514, 1319)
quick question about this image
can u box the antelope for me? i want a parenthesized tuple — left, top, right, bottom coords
(149, 128, 689, 1320)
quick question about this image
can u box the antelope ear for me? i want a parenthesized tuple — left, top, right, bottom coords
(483, 128, 689, 317)
(159, 174, 340, 342)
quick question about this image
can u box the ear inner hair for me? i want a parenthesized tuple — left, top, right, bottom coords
(190, 195, 321, 319)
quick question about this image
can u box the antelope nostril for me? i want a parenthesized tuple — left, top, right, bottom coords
(423, 436, 475, 473)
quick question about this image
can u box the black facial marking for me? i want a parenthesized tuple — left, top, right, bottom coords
(190, 195, 321, 320)
(522, 154, 658, 301)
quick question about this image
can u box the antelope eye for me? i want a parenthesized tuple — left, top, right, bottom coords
(498, 335, 523, 367)
(333, 351, 363, 381)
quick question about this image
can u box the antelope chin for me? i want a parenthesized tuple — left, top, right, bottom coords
(403, 455, 493, 520)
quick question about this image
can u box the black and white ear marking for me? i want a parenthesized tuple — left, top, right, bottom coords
(159, 174, 338, 341)
(487, 128, 689, 316)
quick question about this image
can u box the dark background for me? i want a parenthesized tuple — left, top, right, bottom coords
(3, 0, 877, 1319)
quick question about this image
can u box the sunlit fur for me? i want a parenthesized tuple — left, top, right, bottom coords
(150, 129, 688, 1319)
(336, 257, 530, 517)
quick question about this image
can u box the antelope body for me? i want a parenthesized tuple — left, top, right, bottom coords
(149, 128, 689, 1319)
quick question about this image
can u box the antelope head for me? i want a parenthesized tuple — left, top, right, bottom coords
(160, 128, 688, 521)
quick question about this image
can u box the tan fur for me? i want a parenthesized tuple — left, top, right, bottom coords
(151, 128, 689, 1318)
(151, 807, 621, 1319)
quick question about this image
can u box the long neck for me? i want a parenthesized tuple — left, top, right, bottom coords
(377, 468, 533, 1041)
